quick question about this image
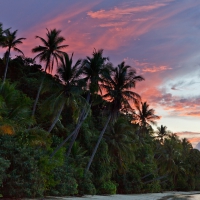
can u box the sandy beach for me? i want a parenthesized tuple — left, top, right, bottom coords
(45, 192, 200, 200)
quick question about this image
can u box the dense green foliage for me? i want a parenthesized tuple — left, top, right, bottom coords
(0, 22, 200, 198)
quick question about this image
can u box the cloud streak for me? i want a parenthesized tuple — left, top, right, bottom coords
(0, 0, 200, 136)
(87, 3, 167, 19)
(142, 66, 172, 73)
(176, 131, 200, 147)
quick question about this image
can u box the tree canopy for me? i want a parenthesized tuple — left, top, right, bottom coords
(0, 22, 199, 198)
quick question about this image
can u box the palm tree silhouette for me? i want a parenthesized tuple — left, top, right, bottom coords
(86, 61, 144, 171)
(50, 49, 110, 158)
(157, 125, 169, 143)
(66, 49, 110, 155)
(134, 101, 160, 136)
(104, 116, 136, 173)
(1, 29, 26, 86)
(31, 28, 68, 117)
(47, 53, 84, 133)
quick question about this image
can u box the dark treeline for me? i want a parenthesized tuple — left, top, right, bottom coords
(0, 23, 200, 198)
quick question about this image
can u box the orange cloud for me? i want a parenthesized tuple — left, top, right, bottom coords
(186, 111, 200, 117)
(188, 138, 200, 145)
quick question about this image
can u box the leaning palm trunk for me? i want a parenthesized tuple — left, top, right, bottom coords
(31, 74, 46, 117)
(85, 114, 111, 172)
(66, 111, 84, 157)
(31, 62, 49, 117)
(66, 125, 81, 157)
(48, 100, 65, 133)
(50, 105, 91, 158)
(66, 92, 91, 156)
(1, 47, 11, 88)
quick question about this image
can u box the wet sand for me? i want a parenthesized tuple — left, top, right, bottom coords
(46, 192, 200, 200)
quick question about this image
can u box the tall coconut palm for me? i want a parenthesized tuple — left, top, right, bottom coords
(1, 29, 26, 86)
(66, 49, 111, 155)
(156, 125, 169, 144)
(158, 136, 182, 187)
(133, 101, 160, 135)
(47, 53, 85, 133)
(104, 116, 136, 173)
(86, 61, 144, 172)
(50, 49, 110, 158)
(82, 49, 110, 94)
(31, 28, 68, 117)
(181, 138, 192, 154)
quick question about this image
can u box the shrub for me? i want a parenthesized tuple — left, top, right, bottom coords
(98, 181, 117, 195)
(77, 172, 96, 195)
(0, 157, 10, 186)
(48, 161, 78, 196)
(0, 135, 45, 198)
(0, 134, 66, 198)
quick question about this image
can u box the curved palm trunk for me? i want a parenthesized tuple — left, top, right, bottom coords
(31, 62, 49, 117)
(50, 110, 88, 158)
(66, 126, 80, 157)
(50, 103, 91, 158)
(1, 47, 11, 88)
(66, 92, 91, 157)
(85, 114, 111, 172)
(48, 100, 65, 133)
(31, 74, 46, 117)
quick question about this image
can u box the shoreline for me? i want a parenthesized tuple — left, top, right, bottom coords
(44, 191, 200, 200)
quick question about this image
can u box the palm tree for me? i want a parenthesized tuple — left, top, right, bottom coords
(159, 136, 182, 187)
(1, 29, 26, 86)
(50, 49, 110, 158)
(133, 101, 160, 135)
(66, 49, 111, 155)
(31, 28, 68, 117)
(104, 116, 136, 173)
(156, 125, 169, 144)
(47, 53, 85, 133)
(86, 61, 144, 171)
(181, 138, 192, 154)
(82, 49, 110, 94)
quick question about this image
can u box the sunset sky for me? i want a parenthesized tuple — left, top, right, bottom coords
(1, 0, 200, 147)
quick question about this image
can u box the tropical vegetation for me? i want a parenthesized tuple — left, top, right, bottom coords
(0, 22, 200, 198)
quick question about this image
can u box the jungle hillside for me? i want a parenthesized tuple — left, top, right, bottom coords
(0, 23, 200, 198)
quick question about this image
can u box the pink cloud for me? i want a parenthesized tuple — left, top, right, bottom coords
(176, 131, 200, 137)
(187, 111, 200, 117)
(2, 1, 199, 120)
(15, 0, 198, 63)
(150, 94, 200, 118)
(142, 65, 172, 73)
(99, 22, 127, 28)
(16, 2, 101, 61)
(87, 3, 167, 19)
(84, 0, 199, 53)
(175, 131, 200, 147)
